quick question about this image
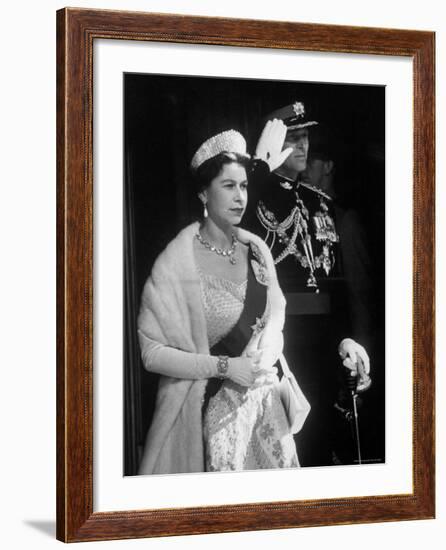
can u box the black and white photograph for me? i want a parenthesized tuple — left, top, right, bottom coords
(3, 0, 441, 547)
(123, 74, 386, 476)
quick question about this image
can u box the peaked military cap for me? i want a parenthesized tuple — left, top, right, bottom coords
(265, 101, 318, 131)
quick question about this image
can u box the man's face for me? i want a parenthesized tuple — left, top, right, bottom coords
(282, 128, 309, 174)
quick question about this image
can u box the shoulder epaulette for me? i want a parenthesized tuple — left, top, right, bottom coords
(297, 181, 333, 201)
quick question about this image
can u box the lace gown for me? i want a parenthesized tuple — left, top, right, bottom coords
(199, 248, 299, 472)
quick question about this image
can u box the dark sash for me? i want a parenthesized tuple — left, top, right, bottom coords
(204, 247, 267, 406)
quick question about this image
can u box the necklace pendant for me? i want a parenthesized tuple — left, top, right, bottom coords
(229, 256, 237, 265)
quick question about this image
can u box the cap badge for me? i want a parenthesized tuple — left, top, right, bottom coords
(292, 101, 305, 118)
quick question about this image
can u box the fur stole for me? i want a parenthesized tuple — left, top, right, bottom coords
(137, 222, 286, 475)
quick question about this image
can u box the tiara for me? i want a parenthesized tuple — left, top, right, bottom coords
(190, 130, 250, 171)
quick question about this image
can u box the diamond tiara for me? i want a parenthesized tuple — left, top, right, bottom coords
(190, 130, 250, 171)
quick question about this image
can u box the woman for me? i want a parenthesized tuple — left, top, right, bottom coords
(137, 121, 310, 475)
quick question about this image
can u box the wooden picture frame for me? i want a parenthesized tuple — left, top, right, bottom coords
(56, 7, 435, 542)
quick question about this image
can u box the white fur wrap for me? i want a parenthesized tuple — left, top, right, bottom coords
(137, 222, 286, 474)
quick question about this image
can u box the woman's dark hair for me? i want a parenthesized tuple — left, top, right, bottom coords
(192, 152, 250, 193)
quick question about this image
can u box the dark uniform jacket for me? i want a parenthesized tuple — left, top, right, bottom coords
(243, 160, 377, 466)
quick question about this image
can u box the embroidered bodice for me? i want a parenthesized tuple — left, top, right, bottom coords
(199, 271, 247, 348)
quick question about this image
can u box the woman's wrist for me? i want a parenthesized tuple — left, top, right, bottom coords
(216, 355, 229, 379)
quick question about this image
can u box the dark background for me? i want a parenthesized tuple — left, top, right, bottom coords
(124, 73, 385, 475)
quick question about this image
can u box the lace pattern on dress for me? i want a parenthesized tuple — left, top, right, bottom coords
(198, 249, 299, 472)
(199, 270, 247, 349)
(204, 378, 299, 471)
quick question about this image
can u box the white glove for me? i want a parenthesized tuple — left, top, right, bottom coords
(254, 119, 293, 172)
(338, 338, 371, 392)
(228, 351, 276, 387)
(338, 338, 370, 375)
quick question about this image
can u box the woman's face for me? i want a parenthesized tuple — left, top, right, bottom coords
(200, 162, 248, 228)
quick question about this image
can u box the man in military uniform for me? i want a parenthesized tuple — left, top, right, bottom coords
(246, 103, 374, 466)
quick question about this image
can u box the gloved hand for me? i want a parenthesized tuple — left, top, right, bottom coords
(254, 119, 293, 172)
(227, 351, 276, 387)
(226, 356, 260, 387)
(338, 338, 371, 392)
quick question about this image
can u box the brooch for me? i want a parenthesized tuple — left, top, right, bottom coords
(251, 260, 268, 286)
(250, 242, 267, 268)
(251, 316, 266, 336)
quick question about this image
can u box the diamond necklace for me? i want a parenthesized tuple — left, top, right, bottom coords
(196, 232, 238, 265)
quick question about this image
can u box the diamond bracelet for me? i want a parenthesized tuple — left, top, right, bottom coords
(217, 355, 229, 379)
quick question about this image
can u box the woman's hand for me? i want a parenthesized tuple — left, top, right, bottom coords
(227, 356, 258, 387)
(227, 352, 275, 387)
(254, 119, 293, 172)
